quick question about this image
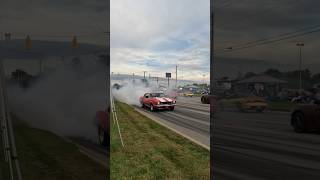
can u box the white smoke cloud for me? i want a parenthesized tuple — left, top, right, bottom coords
(112, 79, 177, 106)
(7, 57, 107, 143)
(112, 80, 152, 106)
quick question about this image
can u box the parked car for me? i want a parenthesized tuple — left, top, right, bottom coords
(140, 92, 176, 111)
(183, 91, 194, 97)
(236, 96, 268, 112)
(291, 100, 320, 133)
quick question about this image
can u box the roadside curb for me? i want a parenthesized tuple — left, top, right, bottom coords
(134, 107, 210, 151)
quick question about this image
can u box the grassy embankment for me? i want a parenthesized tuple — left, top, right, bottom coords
(0, 115, 107, 180)
(110, 101, 210, 179)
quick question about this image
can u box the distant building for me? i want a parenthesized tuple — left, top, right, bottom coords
(235, 74, 287, 97)
(182, 85, 200, 93)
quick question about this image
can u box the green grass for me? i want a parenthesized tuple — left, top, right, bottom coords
(8, 116, 107, 180)
(110, 102, 210, 180)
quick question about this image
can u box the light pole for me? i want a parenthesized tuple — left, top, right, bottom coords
(296, 42, 304, 91)
(143, 71, 147, 80)
(202, 74, 205, 85)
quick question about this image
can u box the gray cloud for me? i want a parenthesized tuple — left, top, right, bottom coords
(214, 0, 320, 74)
(111, 0, 210, 82)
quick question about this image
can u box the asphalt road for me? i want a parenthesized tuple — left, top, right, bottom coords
(136, 97, 320, 179)
(213, 111, 320, 180)
(136, 96, 210, 149)
(69, 137, 108, 169)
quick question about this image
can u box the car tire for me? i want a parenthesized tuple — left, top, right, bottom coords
(141, 102, 145, 108)
(98, 125, 108, 147)
(170, 106, 175, 111)
(291, 112, 306, 133)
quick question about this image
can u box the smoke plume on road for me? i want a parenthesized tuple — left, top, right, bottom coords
(112, 79, 176, 106)
(112, 80, 152, 106)
(7, 58, 107, 142)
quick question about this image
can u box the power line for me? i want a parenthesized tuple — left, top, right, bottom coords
(215, 0, 302, 28)
(0, 32, 105, 38)
(223, 23, 320, 50)
(216, 25, 320, 53)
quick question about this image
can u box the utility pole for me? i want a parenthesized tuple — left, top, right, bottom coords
(176, 65, 178, 88)
(143, 71, 147, 80)
(296, 42, 304, 91)
(203, 74, 205, 86)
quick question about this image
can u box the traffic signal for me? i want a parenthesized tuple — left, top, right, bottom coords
(25, 35, 32, 50)
(71, 36, 79, 48)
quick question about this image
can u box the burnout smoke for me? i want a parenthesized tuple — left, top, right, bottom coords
(112, 79, 176, 106)
(7, 57, 107, 142)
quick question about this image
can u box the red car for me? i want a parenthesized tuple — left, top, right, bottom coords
(140, 93, 176, 111)
(95, 107, 109, 147)
(291, 100, 320, 133)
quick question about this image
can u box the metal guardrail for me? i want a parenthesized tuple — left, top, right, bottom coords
(0, 59, 23, 180)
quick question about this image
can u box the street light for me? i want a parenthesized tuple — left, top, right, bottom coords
(296, 42, 304, 91)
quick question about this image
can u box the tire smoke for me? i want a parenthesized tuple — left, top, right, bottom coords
(7, 57, 107, 142)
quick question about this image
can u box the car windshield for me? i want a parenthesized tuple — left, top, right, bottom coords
(150, 93, 165, 97)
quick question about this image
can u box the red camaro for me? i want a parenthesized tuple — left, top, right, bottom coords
(140, 92, 176, 111)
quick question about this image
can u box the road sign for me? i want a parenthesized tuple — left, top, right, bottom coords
(166, 73, 171, 78)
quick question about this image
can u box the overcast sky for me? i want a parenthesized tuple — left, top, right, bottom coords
(3, 0, 320, 79)
(214, 0, 320, 76)
(110, 0, 210, 82)
(0, 0, 108, 46)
